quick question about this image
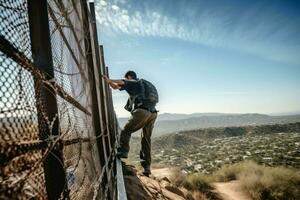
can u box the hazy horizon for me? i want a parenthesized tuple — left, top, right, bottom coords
(117, 111, 300, 119)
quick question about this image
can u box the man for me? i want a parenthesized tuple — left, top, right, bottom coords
(102, 71, 158, 176)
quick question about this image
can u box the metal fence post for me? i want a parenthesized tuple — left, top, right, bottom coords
(105, 66, 116, 148)
(81, 1, 111, 199)
(99, 45, 112, 149)
(87, 2, 109, 168)
(85, 2, 113, 199)
(99, 46, 113, 157)
(98, 48, 115, 200)
(80, 0, 105, 171)
(104, 66, 118, 200)
(27, 0, 68, 199)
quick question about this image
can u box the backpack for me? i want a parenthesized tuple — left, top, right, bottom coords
(124, 79, 159, 112)
(139, 79, 159, 105)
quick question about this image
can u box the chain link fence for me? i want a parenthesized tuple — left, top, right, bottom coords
(0, 0, 120, 199)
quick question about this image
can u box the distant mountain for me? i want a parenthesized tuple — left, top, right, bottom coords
(157, 112, 228, 121)
(118, 112, 229, 123)
(268, 111, 300, 116)
(118, 113, 300, 137)
(155, 122, 300, 143)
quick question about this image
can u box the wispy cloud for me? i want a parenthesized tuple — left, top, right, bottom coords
(95, 0, 300, 64)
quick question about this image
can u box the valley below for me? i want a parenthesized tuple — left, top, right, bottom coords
(128, 122, 300, 174)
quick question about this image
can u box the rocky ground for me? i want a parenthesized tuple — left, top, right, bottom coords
(122, 163, 196, 200)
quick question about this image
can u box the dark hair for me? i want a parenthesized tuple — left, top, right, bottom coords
(124, 70, 137, 79)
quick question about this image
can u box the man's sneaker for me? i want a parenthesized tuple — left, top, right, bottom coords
(142, 165, 151, 177)
(116, 147, 128, 159)
(140, 160, 151, 176)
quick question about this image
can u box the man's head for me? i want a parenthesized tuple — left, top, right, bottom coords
(124, 70, 137, 80)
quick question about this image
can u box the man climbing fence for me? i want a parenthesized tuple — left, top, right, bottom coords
(102, 70, 159, 176)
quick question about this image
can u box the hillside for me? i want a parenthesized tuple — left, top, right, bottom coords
(128, 122, 300, 174)
(118, 113, 300, 137)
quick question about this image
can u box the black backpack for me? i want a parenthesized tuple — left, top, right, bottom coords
(139, 79, 159, 105)
(124, 79, 159, 112)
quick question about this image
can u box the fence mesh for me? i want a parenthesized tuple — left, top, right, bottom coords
(0, 0, 119, 199)
(0, 1, 47, 199)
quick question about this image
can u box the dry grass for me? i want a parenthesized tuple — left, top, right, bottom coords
(169, 168, 187, 186)
(239, 165, 300, 200)
(213, 160, 261, 182)
(168, 161, 300, 200)
(213, 161, 300, 200)
(169, 169, 221, 200)
(182, 173, 214, 192)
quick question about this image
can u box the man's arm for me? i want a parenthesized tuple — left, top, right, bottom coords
(102, 75, 125, 90)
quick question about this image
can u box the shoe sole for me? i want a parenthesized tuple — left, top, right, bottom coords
(142, 172, 151, 177)
(117, 155, 128, 159)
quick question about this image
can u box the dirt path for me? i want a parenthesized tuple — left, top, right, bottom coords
(152, 168, 253, 200)
(151, 167, 174, 180)
(214, 180, 252, 200)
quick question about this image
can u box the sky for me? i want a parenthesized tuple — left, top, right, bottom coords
(95, 0, 300, 118)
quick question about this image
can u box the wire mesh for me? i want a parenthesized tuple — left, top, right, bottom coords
(0, 0, 47, 199)
(1, 0, 119, 199)
(47, 1, 101, 198)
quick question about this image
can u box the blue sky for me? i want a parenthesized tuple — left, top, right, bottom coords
(95, 0, 300, 117)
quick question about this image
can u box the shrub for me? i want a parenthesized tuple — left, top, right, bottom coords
(169, 168, 186, 187)
(182, 174, 222, 200)
(170, 169, 218, 199)
(182, 173, 214, 193)
(213, 160, 300, 200)
(239, 165, 300, 200)
(212, 160, 262, 182)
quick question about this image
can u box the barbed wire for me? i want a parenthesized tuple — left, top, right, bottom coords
(0, 0, 119, 199)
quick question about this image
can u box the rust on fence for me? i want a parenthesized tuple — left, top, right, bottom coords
(0, 0, 125, 199)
